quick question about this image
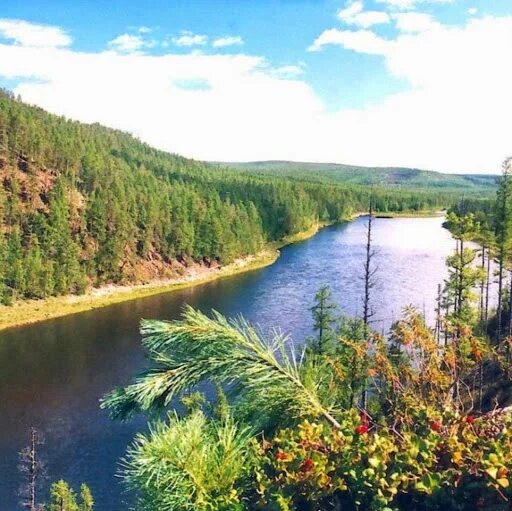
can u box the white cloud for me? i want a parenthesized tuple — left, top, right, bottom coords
(394, 12, 441, 32)
(172, 32, 208, 47)
(0, 19, 71, 48)
(306, 16, 512, 172)
(468, 8, 478, 16)
(308, 28, 389, 54)
(212, 36, 244, 48)
(272, 64, 305, 77)
(0, 43, 325, 165)
(108, 34, 145, 53)
(376, 0, 454, 10)
(338, 1, 364, 20)
(0, 16, 510, 173)
(138, 26, 152, 33)
(338, 1, 390, 28)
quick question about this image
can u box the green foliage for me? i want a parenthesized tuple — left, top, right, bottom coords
(49, 480, 79, 511)
(254, 410, 512, 511)
(79, 484, 94, 511)
(123, 411, 253, 511)
(307, 285, 338, 355)
(220, 161, 498, 194)
(48, 480, 94, 511)
(102, 306, 339, 429)
(105, 305, 512, 511)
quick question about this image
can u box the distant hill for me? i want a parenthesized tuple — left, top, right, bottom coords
(214, 161, 498, 192)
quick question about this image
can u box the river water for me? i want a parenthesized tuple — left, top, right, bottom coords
(0, 216, 457, 510)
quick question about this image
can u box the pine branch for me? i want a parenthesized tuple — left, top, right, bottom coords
(102, 306, 340, 428)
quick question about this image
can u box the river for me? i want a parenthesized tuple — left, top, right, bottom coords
(0, 216, 457, 510)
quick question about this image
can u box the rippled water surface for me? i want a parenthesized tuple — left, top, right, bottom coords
(0, 216, 457, 510)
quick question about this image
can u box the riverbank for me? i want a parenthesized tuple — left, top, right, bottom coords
(0, 222, 328, 332)
(0, 211, 445, 332)
(375, 210, 445, 219)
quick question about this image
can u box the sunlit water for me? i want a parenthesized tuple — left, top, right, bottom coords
(0, 216, 459, 510)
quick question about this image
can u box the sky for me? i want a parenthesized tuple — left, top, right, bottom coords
(0, 1, 511, 174)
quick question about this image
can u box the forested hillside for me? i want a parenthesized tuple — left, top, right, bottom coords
(0, 90, 450, 305)
(219, 160, 498, 192)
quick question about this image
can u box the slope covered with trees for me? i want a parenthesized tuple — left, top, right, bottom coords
(0, 90, 451, 305)
(218, 160, 498, 193)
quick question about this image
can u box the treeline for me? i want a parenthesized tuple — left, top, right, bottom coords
(447, 158, 512, 345)
(0, 89, 449, 304)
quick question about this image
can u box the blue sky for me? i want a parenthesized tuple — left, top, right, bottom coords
(0, 0, 511, 172)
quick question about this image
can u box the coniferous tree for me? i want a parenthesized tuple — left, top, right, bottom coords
(494, 157, 512, 343)
(308, 285, 338, 355)
(47, 481, 94, 511)
(79, 484, 94, 511)
(49, 480, 79, 511)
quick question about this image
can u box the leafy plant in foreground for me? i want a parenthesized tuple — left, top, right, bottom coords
(123, 411, 252, 511)
(103, 303, 512, 510)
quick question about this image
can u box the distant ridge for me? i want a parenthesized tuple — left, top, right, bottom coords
(213, 160, 498, 191)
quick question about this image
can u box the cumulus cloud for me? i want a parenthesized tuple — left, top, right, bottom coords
(338, 1, 390, 28)
(172, 31, 208, 47)
(308, 28, 389, 54)
(272, 64, 305, 77)
(0, 19, 71, 48)
(108, 34, 146, 53)
(0, 15, 510, 173)
(212, 36, 244, 48)
(307, 15, 512, 172)
(394, 12, 441, 32)
(376, 0, 454, 10)
(0, 42, 326, 164)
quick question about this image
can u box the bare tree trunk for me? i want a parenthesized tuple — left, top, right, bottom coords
(479, 251, 487, 411)
(363, 205, 373, 338)
(497, 251, 504, 343)
(454, 239, 459, 315)
(29, 428, 36, 511)
(485, 251, 491, 324)
(458, 238, 464, 314)
(435, 283, 442, 344)
(480, 247, 486, 323)
(444, 300, 450, 347)
(453, 236, 465, 409)
(507, 271, 512, 364)
(19, 427, 43, 511)
(349, 319, 359, 408)
(361, 200, 376, 410)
